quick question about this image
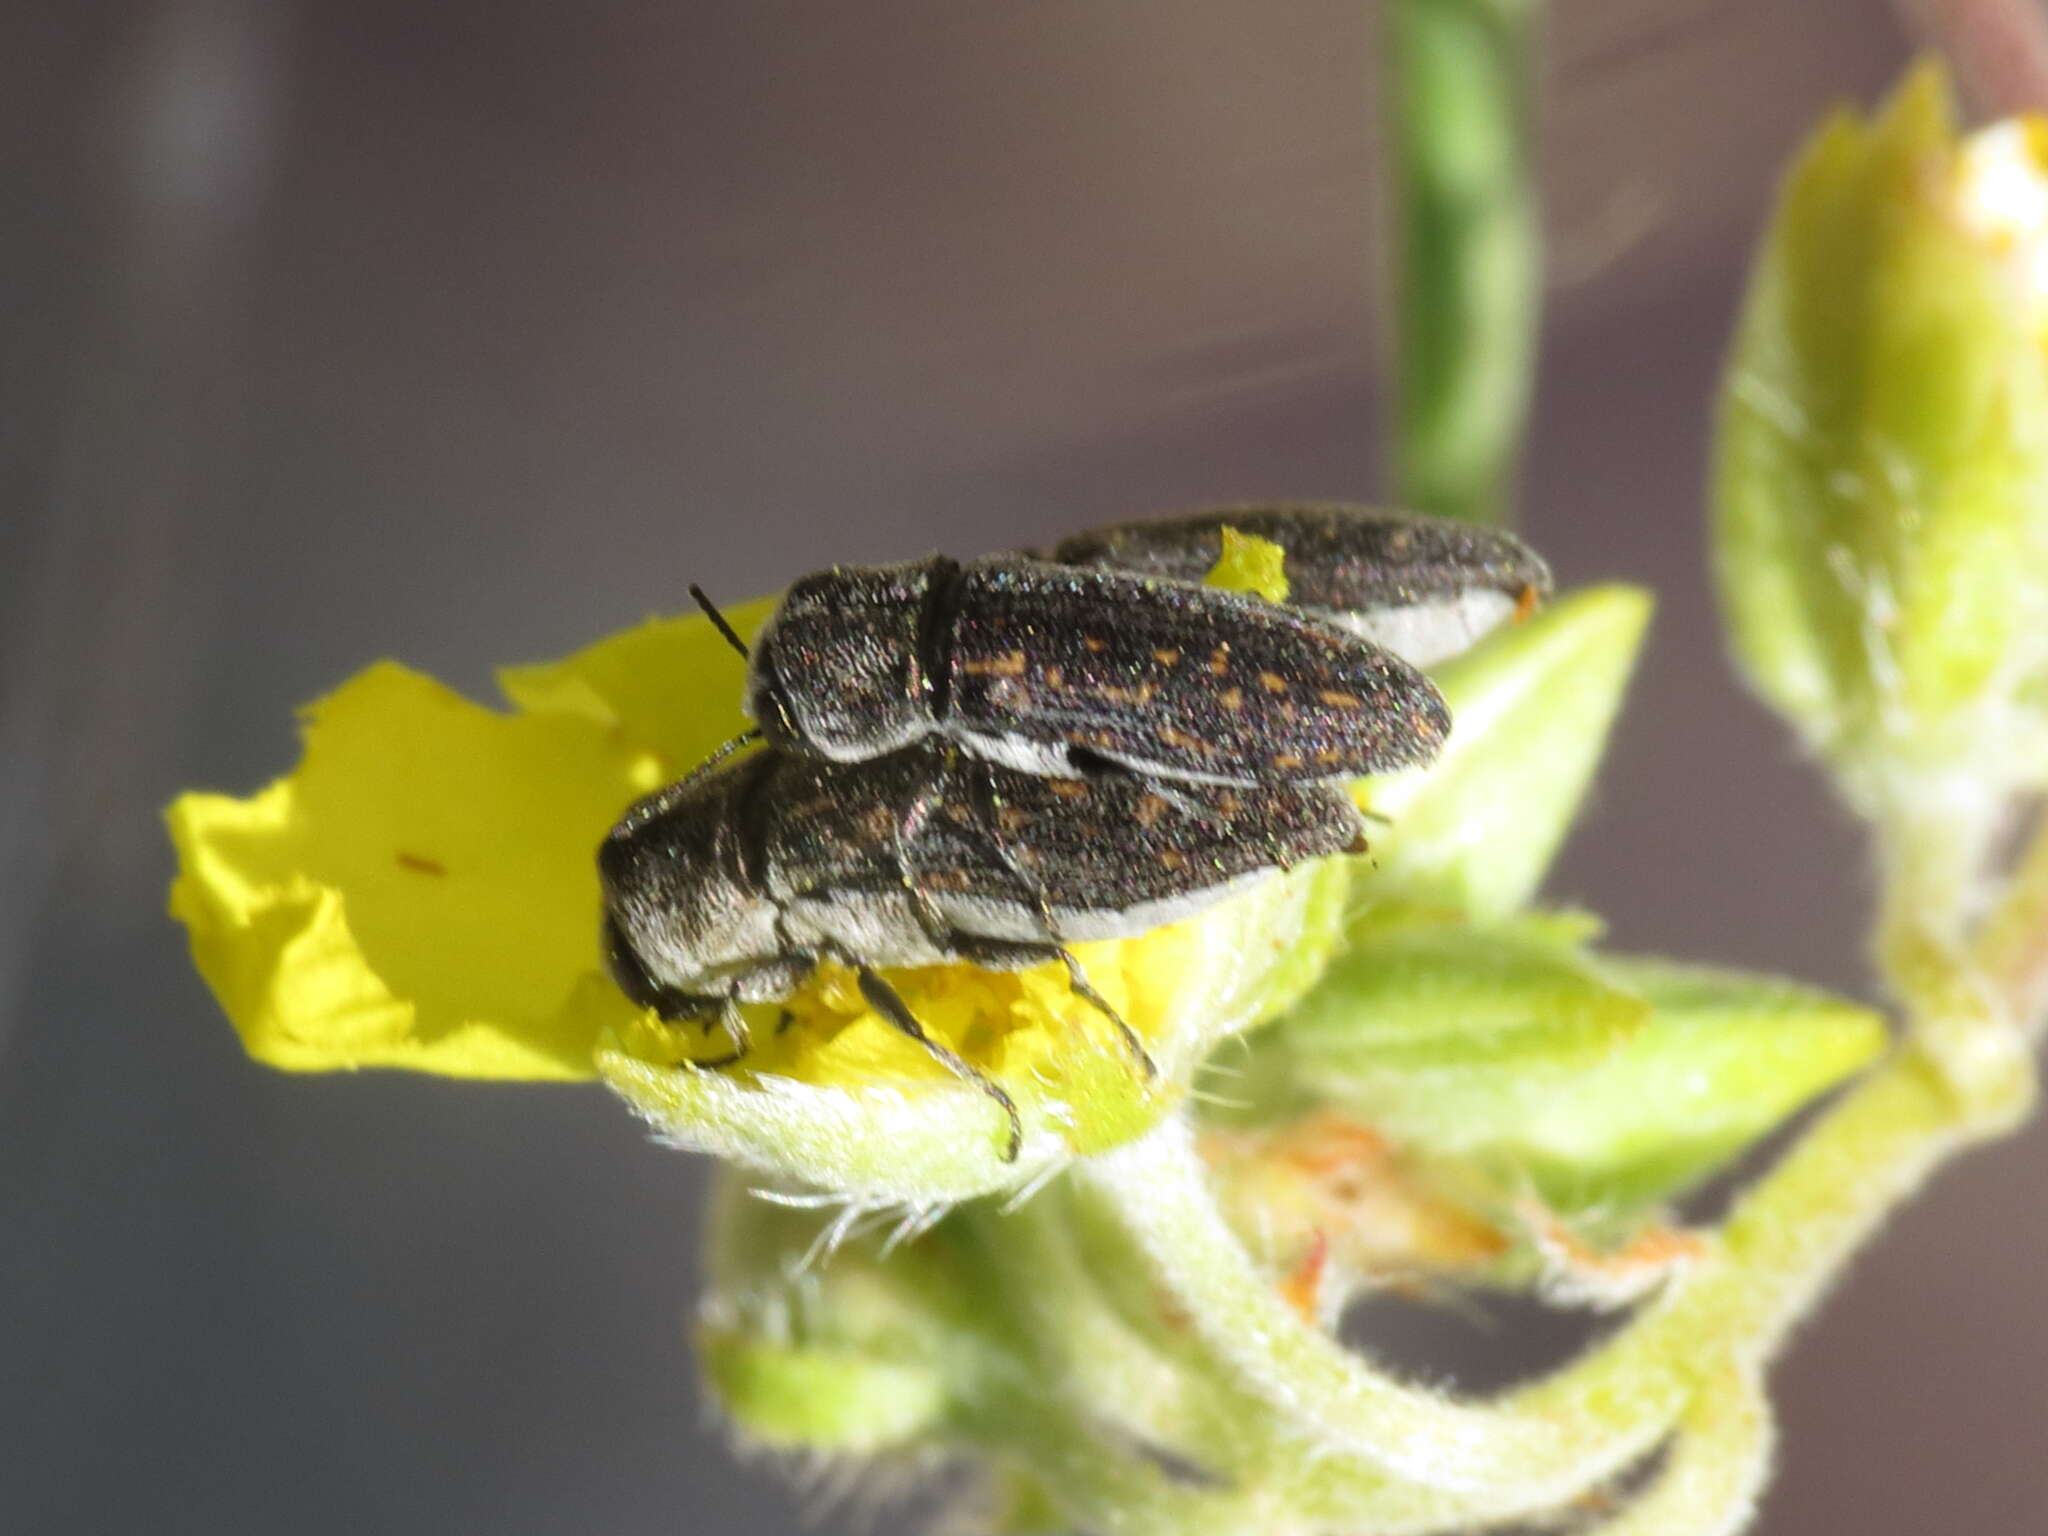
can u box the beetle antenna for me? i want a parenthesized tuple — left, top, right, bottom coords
(651, 728, 763, 797)
(691, 727, 762, 778)
(690, 584, 752, 662)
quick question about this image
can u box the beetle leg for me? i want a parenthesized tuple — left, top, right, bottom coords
(851, 962, 1022, 1163)
(961, 764, 1157, 1080)
(1047, 947, 1156, 1078)
(892, 749, 959, 953)
(949, 933, 1157, 1081)
(651, 994, 750, 1070)
(709, 998, 753, 1067)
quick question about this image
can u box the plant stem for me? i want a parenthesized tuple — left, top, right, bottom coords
(1875, 803, 2037, 1123)
(1579, 1367, 1773, 1536)
(1085, 993, 2035, 1525)
(996, 1186, 1545, 1535)
(1974, 810, 2048, 1037)
(1083, 1117, 1672, 1515)
(1380, 0, 1542, 527)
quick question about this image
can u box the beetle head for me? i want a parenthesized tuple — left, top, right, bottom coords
(598, 764, 785, 1003)
(748, 560, 937, 760)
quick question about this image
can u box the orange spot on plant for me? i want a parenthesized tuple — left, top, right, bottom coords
(1521, 1202, 1708, 1307)
(1278, 1227, 1331, 1321)
(1200, 1112, 1511, 1299)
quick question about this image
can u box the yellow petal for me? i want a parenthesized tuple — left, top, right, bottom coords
(497, 597, 778, 771)
(1206, 527, 1291, 604)
(167, 661, 652, 1080)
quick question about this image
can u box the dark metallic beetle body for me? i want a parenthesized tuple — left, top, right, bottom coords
(1046, 502, 1553, 666)
(745, 554, 1449, 786)
(599, 744, 1368, 1157)
(605, 505, 1556, 1158)
(601, 744, 1366, 1008)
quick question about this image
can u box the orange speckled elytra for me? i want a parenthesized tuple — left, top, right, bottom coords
(1047, 502, 1552, 668)
(694, 552, 1450, 790)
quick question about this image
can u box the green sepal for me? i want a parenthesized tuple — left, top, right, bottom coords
(1280, 947, 1887, 1210)
(1285, 910, 1648, 1072)
(1218, 911, 1887, 1213)
(1358, 585, 1652, 920)
(1558, 958, 1890, 1205)
(979, 1472, 1072, 1536)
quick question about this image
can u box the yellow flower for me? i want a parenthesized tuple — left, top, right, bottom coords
(165, 603, 781, 1083)
(166, 585, 1352, 1201)
(165, 524, 1660, 1203)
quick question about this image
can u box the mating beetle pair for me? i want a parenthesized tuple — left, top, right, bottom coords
(600, 504, 1550, 1160)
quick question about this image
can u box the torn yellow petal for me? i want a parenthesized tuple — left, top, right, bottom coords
(167, 661, 649, 1080)
(498, 597, 778, 771)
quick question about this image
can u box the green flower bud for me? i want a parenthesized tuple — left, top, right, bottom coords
(694, 1173, 992, 1455)
(1714, 61, 2048, 809)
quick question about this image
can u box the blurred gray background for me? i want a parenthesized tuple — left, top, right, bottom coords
(5, 2, 2045, 1532)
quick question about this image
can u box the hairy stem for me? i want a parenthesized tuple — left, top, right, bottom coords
(1975, 810, 2048, 1038)
(1875, 803, 2036, 1123)
(1084, 1117, 1673, 1516)
(1086, 991, 2034, 1526)
(1581, 1367, 1773, 1536)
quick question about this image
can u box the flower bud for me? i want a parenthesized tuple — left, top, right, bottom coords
(695, 1173, 973, 1455)
(1714, 62, 2048, 808)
